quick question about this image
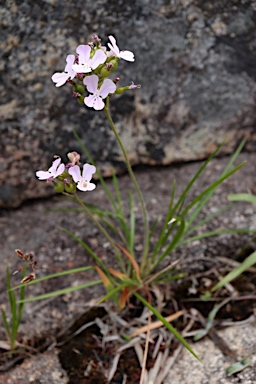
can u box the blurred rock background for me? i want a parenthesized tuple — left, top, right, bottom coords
(1, 0, 256, 207)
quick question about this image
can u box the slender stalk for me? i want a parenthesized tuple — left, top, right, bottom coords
(74, 193, 126, 272)
(104, 102, 149, 273)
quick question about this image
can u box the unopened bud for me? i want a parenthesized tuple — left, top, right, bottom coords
(115, 86, 130, 95)
(100, 66, 111, 78)
(74, 84, 85, 95)
(77, 95, 85, 105)
(53, 182, 65, 193)
(108, 58, 118, 72)
(67, 152, 81, 166)
(65, 183, 76, 193)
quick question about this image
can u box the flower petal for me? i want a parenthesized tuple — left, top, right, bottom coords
(77, 180, 96, 191)
(72, 63, 92, 73)
(99, 79, 116, 99)
(83, 74, 99, 93)
(82, 164, 96, 181)
(76, 45, 91, 64)
(54, 163, 65, 177)
(108, 35, 119, 56)
(36, 171, 51, 180)
(64, 54, 76, 77)
(84, 94, 97, 108)
(90, 49, 107, 69)
(68, 165, 82, 183)
(48, 158, 61, 174)
(85, 182, 96, 191)
(93, 96, 105, 110)
(119, 50, 135, 62)
(51, 72, 69, 87)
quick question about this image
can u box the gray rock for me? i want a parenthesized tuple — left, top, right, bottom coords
(1, 0, 256, 207)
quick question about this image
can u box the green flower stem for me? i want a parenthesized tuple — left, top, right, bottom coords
(104, 101, 149, 274)
(74, 193, 126, 273)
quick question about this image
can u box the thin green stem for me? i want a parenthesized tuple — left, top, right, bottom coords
(104, 102, 149, 274)
(74, 194, 126, 272)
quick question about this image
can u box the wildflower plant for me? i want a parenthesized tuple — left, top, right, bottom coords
(11, 34, 249, 364)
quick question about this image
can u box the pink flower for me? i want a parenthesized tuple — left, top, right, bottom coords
(83, 75, 116, 110)
(72, 45, 107, 73)
(52, 55, 76, 87)
(36, 158, 65, 181)
(107, 36, 135, 62)
(68, 164, 96, 191)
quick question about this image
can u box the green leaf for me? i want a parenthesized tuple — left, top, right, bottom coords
(60, 228, 113, 279)
(178, 228, 254, 246)
(150, 180, 176, 262)
(212, 250, 256, 292)
(226, 358, 251, 376)
(10, 266, 95, 291)
(18, 280, 101, 303)
(153, 218, 186, 270)
(193, 304, 219, 341)
(134, 292, 201, 362)
(180, 162, 246, 218)
(128, 192, 135, 256)
(1, 309, 11, 340)
(175, 144, 224, 216)
(228, 193, 256, 204)
(97, 282, 128, 304)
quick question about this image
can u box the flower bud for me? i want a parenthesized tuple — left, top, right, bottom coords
(53, 182, 65, 193)
(77, 95, 85, 105)
(74, 84, 85, 95)
(100, 66, 110, 78)
(57, 170, 68, 181)
(65, 183, 76, 193)
(67, 152, 81, 166)
(108, 58, 119, 72)
(115, 86, 130, 94)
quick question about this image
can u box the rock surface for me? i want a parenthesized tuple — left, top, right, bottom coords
(166, 321, 256, 384)
(1, 0, 256, 207)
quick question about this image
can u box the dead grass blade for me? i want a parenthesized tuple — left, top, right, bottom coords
(130, 310, 184, 338)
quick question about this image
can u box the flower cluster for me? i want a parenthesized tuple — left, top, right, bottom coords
(52, 35, 140, 110)
(36, 152, 96, 193)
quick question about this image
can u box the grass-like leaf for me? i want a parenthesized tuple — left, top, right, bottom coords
(184, 139, 246, 235)
(228, 193, 256, 204)
(1, 309, 11, 340)
(226, 358, 251, 376)
(134, 291, 201, 361)
(60, 227, 113, 279)
(10, 266, 95, 291)
(211, 250, 256, 292)
(179, 162, 246, 219)
(152, 218, 186, 270)
(18, 280, 101, 303)
(178, 228, 254, 246)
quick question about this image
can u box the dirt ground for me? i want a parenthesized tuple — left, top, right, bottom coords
(1, 152, 256, 383)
